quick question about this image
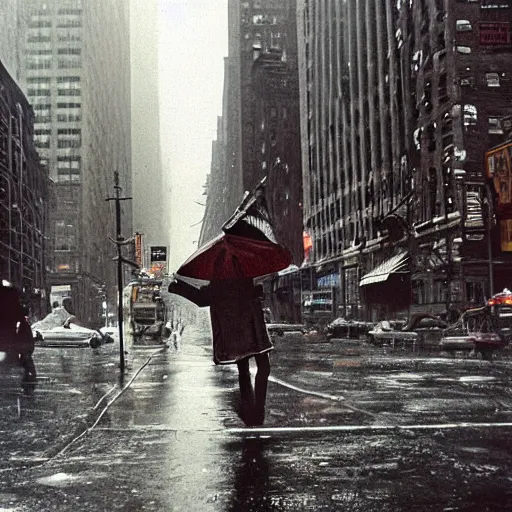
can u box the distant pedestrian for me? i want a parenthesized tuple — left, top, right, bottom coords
(168, 276, 273, 427)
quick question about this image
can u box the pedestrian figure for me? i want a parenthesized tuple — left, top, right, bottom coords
(0, 281, 37, 385)
(168, 276, 272, 427)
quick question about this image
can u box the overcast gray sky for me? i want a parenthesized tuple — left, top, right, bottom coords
(158, 0, 228, 271)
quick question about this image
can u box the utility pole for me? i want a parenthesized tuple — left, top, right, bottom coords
(107, 172, 137, 374)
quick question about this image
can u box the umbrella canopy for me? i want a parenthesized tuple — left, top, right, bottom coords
(176, 233, 292, 281)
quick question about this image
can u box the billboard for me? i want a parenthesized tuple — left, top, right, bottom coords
(150, 246, 167, 262)
(149, 246, 167, 278)
(134, 233, 143, 267)
(486, 141, 512, 217)
(479, 22, 511, 46)
(500, 219, 512, 252)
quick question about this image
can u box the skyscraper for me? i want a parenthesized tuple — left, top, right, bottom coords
(20, 0, 132, 326)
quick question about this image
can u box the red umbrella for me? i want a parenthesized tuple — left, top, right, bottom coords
(176, 233, 292, 281)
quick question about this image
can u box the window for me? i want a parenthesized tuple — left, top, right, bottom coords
(28, 20, 52, 28)
(456, 20, 472, 32)
(58, 59, 81, 69)
(27, 59, 52, 70)
(54, 220, 76, 251)
(57, 156, 81, 182)
(33, 104, 52, 123)
(57, 128, 81, 148)
(486, 72, 500, 86)
(57, 113, 81, 122)
(56, 20, 82, 28)
(27, 49, 52, 55)
(27, 35, 51, 43)
(58, 8, 82, 14)
(27, 77, 51, 84)
(34, 128, 51, 148)
(27, 88, 50, 97)
(57, 76, 80, 83)
(57, 48, 81, 55)
(57, 102, 81, 109)
(57, 88, 81, 96)
(481, 0, 511, 8)
(463, 104, 477, 126)
(456, 45, 472, 53)
(488, 117, 504, 134)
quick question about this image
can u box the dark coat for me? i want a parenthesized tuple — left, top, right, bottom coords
(168, 278, 273, 364)
(0, 286, 34, 354)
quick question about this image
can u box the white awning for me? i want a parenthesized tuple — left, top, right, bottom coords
(359, 251, 409, 287)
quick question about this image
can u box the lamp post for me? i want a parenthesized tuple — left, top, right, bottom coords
(107, 172, 137, 375)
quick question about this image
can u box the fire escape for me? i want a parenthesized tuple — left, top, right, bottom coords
(0, 80, 48, 318)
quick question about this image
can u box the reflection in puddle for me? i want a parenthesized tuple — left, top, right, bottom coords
(227, 437, 270, 511)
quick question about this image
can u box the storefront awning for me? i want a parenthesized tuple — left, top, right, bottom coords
(359, 251, 409, 287)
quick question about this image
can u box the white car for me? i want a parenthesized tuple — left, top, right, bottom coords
(35, 322, 105, 348)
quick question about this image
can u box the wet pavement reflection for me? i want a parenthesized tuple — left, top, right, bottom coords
(2, 325, 512, 510)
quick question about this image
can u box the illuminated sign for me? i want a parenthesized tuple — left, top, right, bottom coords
(150, 246, 167, 262)
(500, 219, 512, 252)
(486, 142, 512, 217)
(479, 22, 511, 46)
(134, 233, 143, 267)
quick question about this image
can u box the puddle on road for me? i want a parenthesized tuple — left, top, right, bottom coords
(459, 376, 496, 382)
(35, 471, 102, 488)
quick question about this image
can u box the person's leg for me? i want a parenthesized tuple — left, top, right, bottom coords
(253, 352, 270, 425)
(236, 357, 255, 425)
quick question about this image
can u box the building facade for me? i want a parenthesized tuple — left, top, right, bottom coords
(0, 59, 50, 319)
(297, 0, 512, 322)
(19, 0, 132, 327)
(200, 0, 304, 322)
(130, 0, 166, 257)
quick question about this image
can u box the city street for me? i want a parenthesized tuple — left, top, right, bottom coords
(1, 324, 512, 511)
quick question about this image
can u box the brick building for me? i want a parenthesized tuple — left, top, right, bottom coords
(0, 59, 50, 319)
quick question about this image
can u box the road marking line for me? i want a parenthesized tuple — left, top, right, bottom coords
(225, 422, 512, 434)
(268, 375, 344, 402)
(93, 421, 512, 435)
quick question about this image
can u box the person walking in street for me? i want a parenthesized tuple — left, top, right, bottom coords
(0, 281, 37, 385)
(168, 276, 273, 427)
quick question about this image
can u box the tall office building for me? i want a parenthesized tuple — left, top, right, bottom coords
(297, 0, 512, 320)
(20, 0, 132, 326)
(0, 0, 26, 80)
(130, 0, 165, 263)
(199, 0, 303, 322)
(204, 0, 303, 258)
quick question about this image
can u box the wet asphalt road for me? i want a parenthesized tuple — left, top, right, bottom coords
(2, 325, 512, 511)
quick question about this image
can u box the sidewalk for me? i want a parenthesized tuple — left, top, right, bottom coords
(0, 341, 167, 473)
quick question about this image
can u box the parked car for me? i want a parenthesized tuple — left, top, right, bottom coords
(325, 318, 376, 339)
(266, 323, 307, 337)
(33, 320, 106, 348)
(440, 291, 512, 359)
(368, 314, 447, 347)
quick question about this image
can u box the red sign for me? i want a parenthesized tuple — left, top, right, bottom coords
(479, 22, 511, 46)
(486, 142, 512, 217)
(134, 233, 143, 267)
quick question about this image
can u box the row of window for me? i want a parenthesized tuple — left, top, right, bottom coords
(33, 102, 81, 110)
(28, 76, 80, 84)
(463, 104, 507, 133)
(28, 88, 81, 97)
(26, 58, 82, 69)
(457, 0, 511, 6)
